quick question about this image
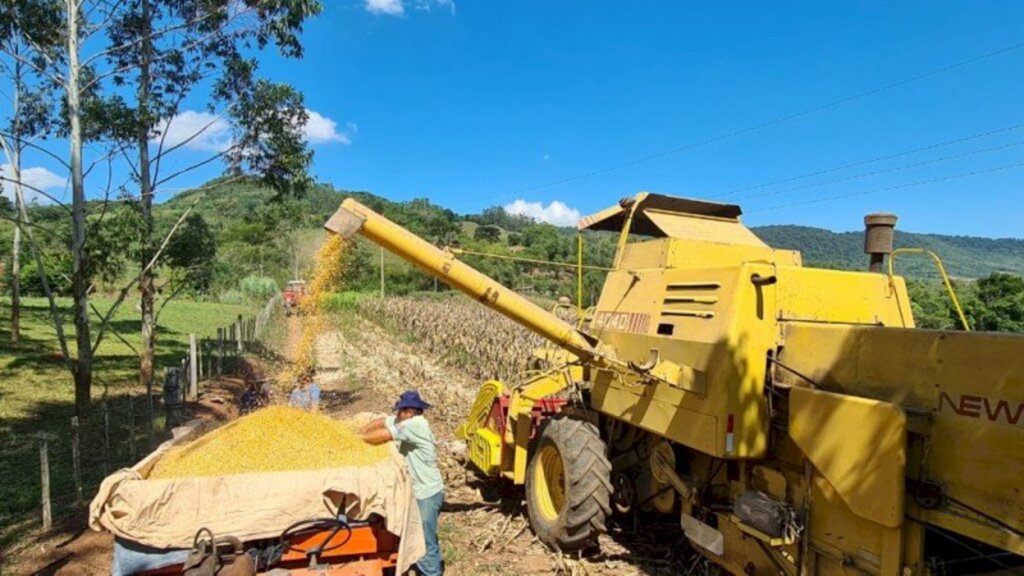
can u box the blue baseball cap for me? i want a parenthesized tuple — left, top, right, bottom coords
(393, 390, 432, 411)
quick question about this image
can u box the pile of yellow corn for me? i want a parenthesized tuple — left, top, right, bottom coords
(149, 406, 388, 479)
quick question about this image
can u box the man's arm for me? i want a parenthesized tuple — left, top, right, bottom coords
(360, 427, 393, 445)
(358, 417, 387, 435)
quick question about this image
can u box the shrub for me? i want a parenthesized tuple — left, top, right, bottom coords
(218, 290, 245, 305)
(319, 291, 363, 312)
(239, 275, 279, 302)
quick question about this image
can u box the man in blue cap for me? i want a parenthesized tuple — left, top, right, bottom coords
(359, 390, 444, 575)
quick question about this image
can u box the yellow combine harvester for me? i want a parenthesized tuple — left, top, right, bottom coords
(325, 192, 1024, 575)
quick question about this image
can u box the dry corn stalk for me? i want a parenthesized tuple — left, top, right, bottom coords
(358, 296, 561, 382)
(149, 406, 388, 479)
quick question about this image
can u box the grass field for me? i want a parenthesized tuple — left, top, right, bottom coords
(0, 296, 256, 539)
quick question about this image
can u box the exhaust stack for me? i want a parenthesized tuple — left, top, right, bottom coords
(864, 213, 898, 273)
(325, 198, 600, 361)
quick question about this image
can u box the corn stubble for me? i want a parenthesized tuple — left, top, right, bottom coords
(149, 406, 388, 479)
(358, 297, 549, 383)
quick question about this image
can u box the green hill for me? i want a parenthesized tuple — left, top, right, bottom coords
(753, 225, 1024, 278)
(158, 180, 1023, 282)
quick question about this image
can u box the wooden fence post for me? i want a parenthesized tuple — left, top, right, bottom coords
(71, 417, 83, 504)
(189, 334, 198, 400)
(126, 393, 136, 462)
(164, 369, 183, 430)
(146, 369, 155, 448)
(236, 315, 243, 353)
(38, 435, 51, 531)
(217, 328, 224, 376)
(102, 398, 111, 475)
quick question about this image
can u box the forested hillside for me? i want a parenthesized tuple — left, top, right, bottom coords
(3, 178, 1022, 331)
(757, 225, 1024, 278)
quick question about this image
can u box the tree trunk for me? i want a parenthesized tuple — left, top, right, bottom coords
(137, 0, 156, 395)
(11, 188, 21, 344)
(67, 0, 92, 415)
(8, 46, 23, 344)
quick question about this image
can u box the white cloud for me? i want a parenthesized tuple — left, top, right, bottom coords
(504, 199, 582, 227)
(365, 0, 404, 15)
(366, 0, 455, 16)
(414, 0, 455, 14)
(0, 164, 66, 203)
(303, 110, 351, 144)
(153, 110, 232, 152)
(154, 108, 351, 152)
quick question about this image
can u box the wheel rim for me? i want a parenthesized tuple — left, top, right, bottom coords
(534, 443, 566, 522)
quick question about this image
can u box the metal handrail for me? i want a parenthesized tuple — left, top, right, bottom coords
(888, 248, 971, 331)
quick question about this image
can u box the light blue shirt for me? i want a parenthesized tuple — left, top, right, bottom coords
(385, 415, 444, 500)
(289, 383, 321, 411)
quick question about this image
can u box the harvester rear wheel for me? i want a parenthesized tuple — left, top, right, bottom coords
(526, 417, 612, 552)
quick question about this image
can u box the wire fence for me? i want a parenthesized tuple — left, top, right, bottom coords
(7, 296, 282, 533)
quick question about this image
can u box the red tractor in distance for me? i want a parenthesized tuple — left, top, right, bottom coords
(282, 280, 307, 316)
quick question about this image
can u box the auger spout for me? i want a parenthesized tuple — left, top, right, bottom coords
(325, 198, 600, 361)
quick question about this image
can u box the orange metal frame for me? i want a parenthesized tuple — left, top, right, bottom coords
(138, 524, 399, 576)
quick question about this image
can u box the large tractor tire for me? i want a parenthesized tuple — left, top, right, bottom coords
(526, 417, 612, 552)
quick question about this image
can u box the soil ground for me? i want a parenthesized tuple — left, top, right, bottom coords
(3, 313, 698, 575)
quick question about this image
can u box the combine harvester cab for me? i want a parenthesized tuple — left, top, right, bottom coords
(325, 193, 1024, 575)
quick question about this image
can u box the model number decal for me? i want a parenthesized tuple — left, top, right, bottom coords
(593, 311, 650, 334)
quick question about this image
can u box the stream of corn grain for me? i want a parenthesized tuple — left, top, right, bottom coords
(280, 233, 351, 386)
(149, 406, 388, 479)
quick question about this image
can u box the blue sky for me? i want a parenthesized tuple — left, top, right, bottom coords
(10, 1, 1024, 237)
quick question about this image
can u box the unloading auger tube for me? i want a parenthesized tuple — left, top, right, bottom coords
(324, 198, 602, 362)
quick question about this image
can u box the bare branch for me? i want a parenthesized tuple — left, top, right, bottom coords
(0, 130, 73, 170)
(90, 175, 242, 353)
(154, 147, 231, 188)
(0, 176, 72, 212)
(82, 16, 251, 92)
(82, 5, 248, 68)
(89, 302, 139, 355)
(0, 213, 61, 237)
(154, 282, 191, 324)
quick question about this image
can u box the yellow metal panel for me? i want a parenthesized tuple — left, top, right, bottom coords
(776, 266, 914, 327)
(789, 387, 906, 528)
(779, 324, 1024, 550)
(645, 209, 768, 247)
(591, 377, 720, 456)
(468, 428, 503, 476)
(617, 239, 671, 270)
(807, 472, 904, 575)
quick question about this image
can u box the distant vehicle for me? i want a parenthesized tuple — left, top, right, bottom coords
(282, 280, 307, 315)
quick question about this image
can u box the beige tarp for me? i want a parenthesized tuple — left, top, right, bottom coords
(89, 419, 425, 574)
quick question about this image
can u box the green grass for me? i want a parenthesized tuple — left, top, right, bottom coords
(0, 296, 256, 539)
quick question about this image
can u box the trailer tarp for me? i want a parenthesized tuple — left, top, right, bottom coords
(89, 417, 425, 574)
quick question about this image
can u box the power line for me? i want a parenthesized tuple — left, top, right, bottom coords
(732, 138, 1024, 203)
(506, 40, 1024, 196)
(713, 122, 1024, 199)
(750, 158, 1024, 213)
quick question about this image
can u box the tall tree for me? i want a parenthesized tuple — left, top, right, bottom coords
(99, 0, 320, 395)
(0, 1, 61, 343)
(2, 0, 319, 415)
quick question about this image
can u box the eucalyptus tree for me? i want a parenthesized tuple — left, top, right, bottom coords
(95, 0, 321, 396)
(1, 0, 321, 415)
(0, 1, 66, 348)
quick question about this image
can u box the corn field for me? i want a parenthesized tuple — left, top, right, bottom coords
(358, 296, 564, 383)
